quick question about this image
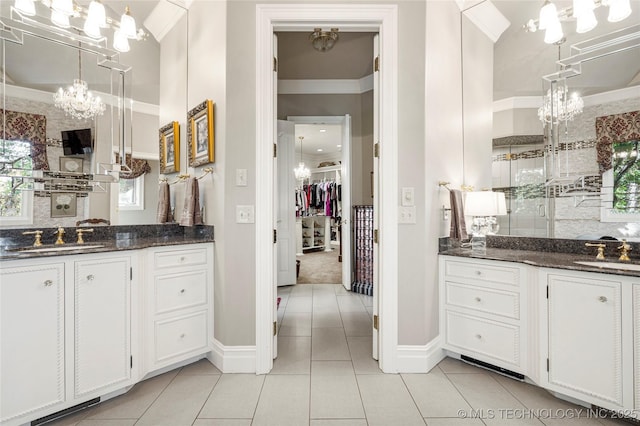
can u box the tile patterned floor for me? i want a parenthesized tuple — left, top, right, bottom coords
(47, 284, 631, 426)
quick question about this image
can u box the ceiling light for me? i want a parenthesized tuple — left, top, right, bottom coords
(319, 129, 327, 133)
(54, 49, 105, 120)
(544, 19, 564, 44)
(113, 29, 130, 52)
(83, 18, 102, 39)
(120, 6, 138, 39)
(51, 9, 70, 28)
(87, 0, 107, 28)
(309, 28, 339, 52)
(538, 0, 557, 30)
(608, 0, 632, 22)
(317, 148, 323, 152)
(574, 0, 598, 33)
(336, 144, 342, 148)
(51, 0, 73, 16)
(14, 0, 36, 16)
(294, 136, 311, 181)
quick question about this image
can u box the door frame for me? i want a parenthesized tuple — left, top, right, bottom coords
(255, 3, 399, 374)
(286, 115, 352, 290)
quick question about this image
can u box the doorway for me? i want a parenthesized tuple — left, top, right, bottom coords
(255, 4, 399, 375)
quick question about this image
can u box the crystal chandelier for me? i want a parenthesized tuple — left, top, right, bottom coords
(538, 85, 584, 123)
(54, 49, 105, 120)
(294, 136, 311, 181)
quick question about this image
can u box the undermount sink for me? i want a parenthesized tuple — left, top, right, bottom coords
(574, 261, 640, 272)
(16, 244, 105, 253)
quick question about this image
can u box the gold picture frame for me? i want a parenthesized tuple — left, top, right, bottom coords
(187, 100, 215, 168)
(159, 121, 180, 174)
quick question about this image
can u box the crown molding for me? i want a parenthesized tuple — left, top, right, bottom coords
(278, 74, 373, 95)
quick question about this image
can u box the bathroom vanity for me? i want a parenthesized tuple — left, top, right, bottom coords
(439, 240, 639, 420)
(0, 226, 214, 426)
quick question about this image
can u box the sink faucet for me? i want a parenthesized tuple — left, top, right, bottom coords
(585, 242, 606, 260)
(618, 239, 632, 262)
(54, 227, 66, 245)
(76, 228, 94, 244)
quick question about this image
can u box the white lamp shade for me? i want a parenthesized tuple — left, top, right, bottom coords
(113, 29, 130, 52)
(51, 9, 70, 28)
(608, 0, 632, 22)
(576, 8, 598, 33)
(14, 0, 36, 16)
(538, 1, 558, 30)
(87, 0, 107, 28)
(544, 20, 564, 44)
(51, 0, 74, 16)
(465, 191, 507, 217)
(495, 192, 507, 216)
(573, 0, 595, 17)
(83, 18, 102, 39)
(120, 10, 137, 39)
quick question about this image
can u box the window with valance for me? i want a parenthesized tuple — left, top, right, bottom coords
(0, 108, 49, 170)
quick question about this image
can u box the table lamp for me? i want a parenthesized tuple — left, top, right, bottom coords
(465, 191, 507, 251)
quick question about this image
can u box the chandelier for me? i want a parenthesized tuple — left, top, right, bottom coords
(537, 85, 584, 123)
(13, 0, 144, 53)
(294, 136, 311, 181)
(525, 0, 633, 44)
(309, 28, 339, 52)
(54, 48, 105, 120)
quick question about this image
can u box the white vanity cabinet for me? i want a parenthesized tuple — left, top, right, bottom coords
(545, 271, 624, 409)
(144, 243, 214, 373)
(1, 262, 66, 424)
(0, 252, 136, 426)
(439, 256, 527, 374)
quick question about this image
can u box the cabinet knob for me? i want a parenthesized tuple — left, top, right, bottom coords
(44, 279, 53, 287)
(475, 334, 482, 340)
(180, 256, 186, 262)
(475, 297, 481, 302)
(599, 296, 608, 303)
(475, 270, 482, 276)
(180, 289, 185, 294)
(180, 333, 186, 338)
(87, 274, 95, 281)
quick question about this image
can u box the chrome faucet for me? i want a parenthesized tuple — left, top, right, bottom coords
(54, 227, 66, 245)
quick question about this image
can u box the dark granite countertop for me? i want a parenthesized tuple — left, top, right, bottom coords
(0, 224, 214, 261)
(439, 235, 640, 278)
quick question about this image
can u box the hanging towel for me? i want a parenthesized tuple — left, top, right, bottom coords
(156, 181, 172, 224)
(180, 178, 204, 226)
(449, 189, 468, 240)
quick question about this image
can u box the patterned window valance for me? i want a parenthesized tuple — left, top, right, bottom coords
(0, 108, 49, 170)
(115, 153, 151, 179)
(595, 110, 640, 174)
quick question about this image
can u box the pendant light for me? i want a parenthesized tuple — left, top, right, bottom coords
(14, 0, 36, 16)
(294, 136, 311, 181)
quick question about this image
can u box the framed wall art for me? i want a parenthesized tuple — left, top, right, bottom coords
(59, 156, 83, 174)
(187, 99, 215, 168)
(159, 121, 180, 174)
(51, 193, 77, 218)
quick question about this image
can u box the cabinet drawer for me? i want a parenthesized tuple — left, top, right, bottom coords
(155, 311, 208, 362)
(154, 247, 207, 269)
(155, 270, 208, 314)
(444, 259, 520, 286)
(445, 311, 520, 366)
(445, 282, 519, 319)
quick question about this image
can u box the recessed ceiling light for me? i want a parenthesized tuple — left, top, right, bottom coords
(317, 148, 323, 152)
(336, 144, 342, 148)
(319, 129, 327, 133)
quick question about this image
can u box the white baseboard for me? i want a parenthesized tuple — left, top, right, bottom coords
(208, 339, 256, 373)
(396, 337, 445, 373)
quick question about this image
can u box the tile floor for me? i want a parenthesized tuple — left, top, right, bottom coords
(47, 284, 631, 426)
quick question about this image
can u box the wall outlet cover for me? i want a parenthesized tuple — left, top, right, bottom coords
(399, 206, 416, 224)
(236, 205, 255, 223)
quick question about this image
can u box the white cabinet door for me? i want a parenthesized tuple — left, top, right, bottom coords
(547, 274, 623, 407)
(1, 263, 66, 424)
(634, 284, 640, 411)
(74, 255, 132, 399)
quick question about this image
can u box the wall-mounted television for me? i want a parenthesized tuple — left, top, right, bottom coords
(62, 128, 93, 155)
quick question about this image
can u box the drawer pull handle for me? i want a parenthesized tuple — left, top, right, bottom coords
(44, 279, 53, 287)
(475, 271, 482, 276)
(599, 296, 608, 303)
(180, 289, 185, 294)
(475, 334, 482, 340)
(180, 256, 186, 262)
(475, 297, 481, 302)
(180, 333, 186, 338)
(87, 274, 95, 281)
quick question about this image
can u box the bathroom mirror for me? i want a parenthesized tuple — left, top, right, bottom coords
(466, 0, 640, 240)
(0, 1, 184, 229)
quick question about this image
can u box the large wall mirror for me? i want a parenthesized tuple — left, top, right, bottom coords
(466, 0, 640, 241)
(0, 1, 186, 230)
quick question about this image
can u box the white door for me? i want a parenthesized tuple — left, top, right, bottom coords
(341, 114, 352, 290)
(277, 120, 297, 286)
(372, 34, 380, 361)
(74, 255, 132, 398)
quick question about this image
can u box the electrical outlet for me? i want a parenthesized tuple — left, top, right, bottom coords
(399, 206, 416, 224)
(236, 205, 255, 223)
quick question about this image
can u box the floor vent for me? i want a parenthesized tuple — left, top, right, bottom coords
(460, 355, 525, 381)
(31, 397, 101, 425)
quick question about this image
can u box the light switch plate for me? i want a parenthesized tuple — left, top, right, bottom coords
(401, 187, 414, 206)
(236, 205, 254, 223)
(399, 206, 416, 224)
(236, 169, 248, 186)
